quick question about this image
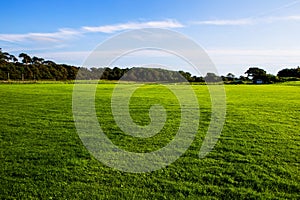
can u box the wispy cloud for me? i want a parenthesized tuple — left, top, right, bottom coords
(0, 20, 183, 44)
(0, 28, 81, 43)
(82, 20, 184, 33)
(268, 15, 300, 21)
(207, 48, 300, 57)
(192, 19, 253, 26)
(192, 15, 300, 26)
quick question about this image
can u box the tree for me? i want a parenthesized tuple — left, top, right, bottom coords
(112, 67, 123, 80)
(277, 67, 300, 78)
(9, 55, 18, 63)
(3, 52, 10, 62)
(42, 60, 56, 67)
(205, 72, 222, 83)
(265, 74, 280, 83)
(0, 49, 10, 62)
(19, 53, 32, 65)
(178, 70, 192, 81)
(239, 75, 248, 81)
(0, 48, 4, 61)
(32, 56, 44, 64)
(0, 49, 18, 63)
(226, 73, 235, 81)
(245, 67, 267, 80)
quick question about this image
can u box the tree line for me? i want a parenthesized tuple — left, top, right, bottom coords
(0, 49, 299, 83)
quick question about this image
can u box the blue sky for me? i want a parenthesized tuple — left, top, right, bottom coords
(1, 0, 300, 76)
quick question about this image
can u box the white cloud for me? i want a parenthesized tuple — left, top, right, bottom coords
(207, 48, 300, 57)
(192, 15, 300, 26)
(0, 20, 183, 44)
(192, 19, 253, 26)
(82, 20, 184, 33)
(0, 28, 81, 43)
(267, 15, 300, 22)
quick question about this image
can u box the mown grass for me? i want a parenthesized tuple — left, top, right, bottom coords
(0, 83, 299, 199)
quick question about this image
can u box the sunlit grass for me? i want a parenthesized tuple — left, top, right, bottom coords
(0, 83, 299, 199)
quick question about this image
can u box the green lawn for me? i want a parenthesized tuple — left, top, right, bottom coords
(0, 83, 299, 199)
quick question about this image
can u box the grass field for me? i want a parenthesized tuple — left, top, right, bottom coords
(0, 82, 299, 199)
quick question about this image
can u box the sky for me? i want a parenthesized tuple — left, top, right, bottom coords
(1, 0, 300, 76)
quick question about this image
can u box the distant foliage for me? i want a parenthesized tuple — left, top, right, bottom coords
(244, 67, 285, 84)
(0, 49, 206, 82)
(277, 67, 300, 78)
(0, 49, 79, 80)
(1, 48, 299, 83)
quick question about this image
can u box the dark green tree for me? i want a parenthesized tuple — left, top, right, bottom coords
(32, 56, 44, 65)
(277, 67, 300, 78)
(178, 70, 192, 81)
(0, 49, 10, 62)
(205, 72, 222, 83)
(19, 53, 32, 65)
(245, 67, 267, 80)
(9, 55, 18, 63)
(226, 73, 235, 81)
